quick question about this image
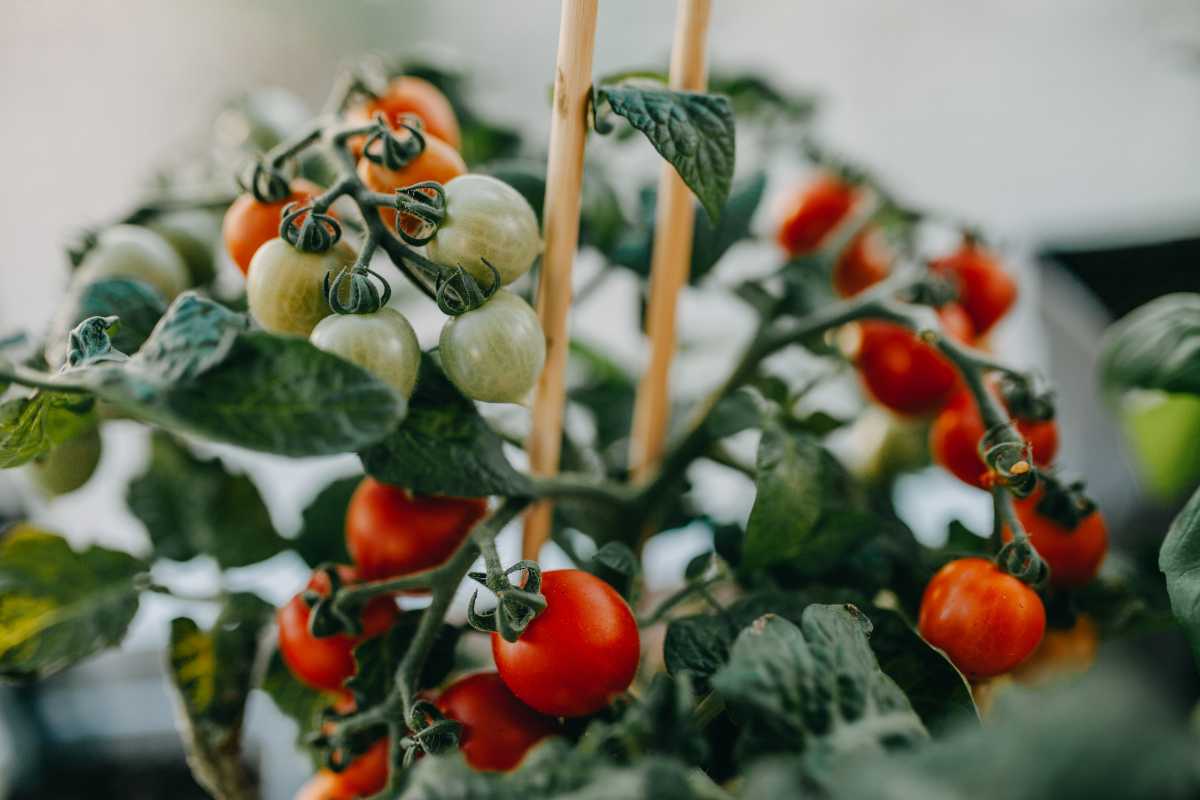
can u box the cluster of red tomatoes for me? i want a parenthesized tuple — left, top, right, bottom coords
(777, 175, 1109, 681)
(280, 478, 640, 797)
(221, 76, 546, 406)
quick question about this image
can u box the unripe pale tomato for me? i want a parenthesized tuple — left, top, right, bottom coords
(147, 210, 221, 287)
(436, 672, 560, 771)
(222, 178, 325, 276)
(356, 135, 467, 230)
(346, 76, 461, 152)
(856, 303, 974, 416)
(246, 237, 357, 337)
(29, 425, 101, 496)
(776, 174, 859, 256)
(310, 308, 421, 398)
(276, 566, 397, 692)
(345, 477, 487, 582)
(917, 557, 1045, 679)
(930, 390, 1059, 488)
(74, 224, 190, 300)
(930, 241, 1017, 336)
(1002, 487, 1108, 588)
(832, 226, 891, 298)
(438, 290, 545, 404)
(492, 569, 640, 718)
(425, 175, 541, 286)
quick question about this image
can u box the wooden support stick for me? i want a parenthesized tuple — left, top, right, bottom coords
(629, 0, 713, 483)
(522, 0, 599, 561)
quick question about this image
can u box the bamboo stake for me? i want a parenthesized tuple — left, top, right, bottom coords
(629, 0, 713, 483)
(522, 0, 599, 561)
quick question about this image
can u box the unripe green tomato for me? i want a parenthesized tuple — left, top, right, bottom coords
(426, 175, 542, 286)
(310, 308, 421, 398)
(147, 210, 222, 287)
(29, 426, 102, 497)
(439, 290, 545, 404)
(74, 225, 190, 300)
(246, 238, 357, 337)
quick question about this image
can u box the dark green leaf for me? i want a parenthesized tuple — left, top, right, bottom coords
(711, 608, 925, 762)
(127, 431, 284, 568)
(0, 524, 145, 681)
(1074, 557, 1174, 637)
(579, 673, 707, 766)
(596, 84, 735, 221)
(588, 542, 641, 602)
(0, 390, 95, 468)
(291, 476, 359, 567)
(346, 612, 460, 707)
(45, 278, 167, 368)
(360, 356, 530, 497)
(1100, 293, 1200, 395)
(704, 388, 761, 440)
(167, 592, 271, 800)
(709, 71, 818, 124)
(1159, 484, 1200, 665)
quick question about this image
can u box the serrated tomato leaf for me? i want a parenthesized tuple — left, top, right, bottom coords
(0, 524, 146, 681)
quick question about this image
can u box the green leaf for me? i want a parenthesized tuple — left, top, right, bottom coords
(127, 431, 284, 568)
(595, 84, 735, 221)
(167, 592, 271, 800)
(0, 524, 146, 681)
(346, 612, 461, 707)
(0, 390, 96, 468)
(588, 542, 642, 602)
(711, 608, 926, 762)
(81, 293, 406, 456)
(259, 648, 334, 759)
(45, 278, 167, 368)
(291, 475, 359, 567)
(580, 673, 706, 765)
(1100, 293, 1200, 395)
(1159, 484, 1200, 665)
(743, 419, 873, 572)
(360, 356, 531, 497)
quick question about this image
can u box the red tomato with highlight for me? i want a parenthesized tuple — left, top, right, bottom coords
(776, 174, 859, 256)
(436, 672, 560, 771)
(347, 76, 461, 152)
(833, 226, 891, 297)
(930, 241, 1017, 336)
(222, 178, 325, 275)
(492, 569, 640, 718)
(1003, 487, 1108, 588)
(357, 135, 467, 230)
(277, 566, 398, 692)
(293, 771, 352, 800)
(918, 557, 1045, 679)
(930, 390, 1059, 488)
(856, 303, 974, 416)
(345, 477, 487, 582)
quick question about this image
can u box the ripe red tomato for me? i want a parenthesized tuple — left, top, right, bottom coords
(335, 737, 389, 798)
(222, 178, 325, 275)
(930, 390, 1059, 488)
(492, 569, 639, 718)
(856, 303, 974, 416)
(918, 557, 1045, 679)
(347, 76, 461, 153)
(356, 135, 467, 230)
(293, 771, 351, 800)
(1002, 487, 1108, 588)
(436, 672, 560, 771)
(345, 477, 487, 582)
(833, 226, 891, 297)
(930, 241, 1017, 336)
(776, 174, 859, 256)
(277, 566, 398, 692)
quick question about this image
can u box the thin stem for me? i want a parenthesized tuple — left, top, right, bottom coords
(0, 363, 91, 394)
(637, 576, 723, 627)
(269, 125, 324, 168)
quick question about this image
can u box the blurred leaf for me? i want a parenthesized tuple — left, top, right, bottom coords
(167, 592, 271, 800)
(1074, 558, 1174, 637)
(259, 648, 335, 760)
(588, 542, 642, 602)
(45, 278, 167, 368)
(128, 431, 284, 568)
(0, 524, 145, 681)
(360, 356, 531, 497)
(580, 673, 706, 765)
(346, 612, 461, 707)
(709, 71, 817, 124)
(0, 390, 96, 468)
(1100, 293, 1200, 396)
(1159, 484, 1200, 666)
(291, 476, 359, 567)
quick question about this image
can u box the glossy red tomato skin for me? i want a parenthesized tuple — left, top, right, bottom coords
(930, 390, 1060, 488)
(930, 243, 1017, 336)
(776, 175, 859, 256)
(833, 227, 891, 297)
(347, 76, 461, 152)
(277, 566, 398, 692)
(856, 303, 974, 416)
(335, 737, 389, 798)
(436, 672, 560, 771)
(345, 477, 487, 582)
(918, 557, 1045, 679)
(222, 178, 325, 275)
(1003, 488, 1108, 588)
(492, 570, 640, 718)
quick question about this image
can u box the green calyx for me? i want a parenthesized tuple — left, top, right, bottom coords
(325, 265, 392, 315)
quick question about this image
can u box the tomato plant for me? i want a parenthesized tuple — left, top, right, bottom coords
(435, 672, 560, 771)
(1003, 485, 1109, 588)
(347, 75, 462, 152)
(776, 173, 858, 256)
(931, 388, 1059, 488)
(246, 237, 358, 336)
(439, 290, 546, 404)
(425, 174, 541, 286)
(930, 238, 1017, 336)
(222, 177, 326, 275)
